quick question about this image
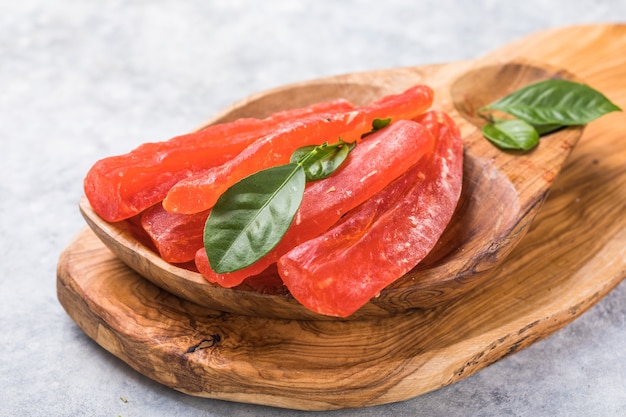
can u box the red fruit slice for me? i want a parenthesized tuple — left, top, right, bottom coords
(162, 85, 434, 214)
(140, 204, 210, 263)
(277, 110, 464, 317)
(195, 119, 436, 288)
(84, 99, 354, 222)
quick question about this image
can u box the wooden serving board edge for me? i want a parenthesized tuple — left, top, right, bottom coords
(56, 224, 626, 410)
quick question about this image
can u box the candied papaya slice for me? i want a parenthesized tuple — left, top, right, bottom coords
(194, 119, 436, 288)
(140, 204, 210, 263)
(162, 85, 434, 214)
(277, 110, 464, 317)
(84, 99, 354, 222)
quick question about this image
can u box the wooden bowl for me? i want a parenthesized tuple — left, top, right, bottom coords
(80, 61, 583, 320)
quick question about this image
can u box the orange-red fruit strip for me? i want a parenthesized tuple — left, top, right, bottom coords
(140, 204, 210, 264)
(84, 99, 354, 222)
(277, 110, 464, 317)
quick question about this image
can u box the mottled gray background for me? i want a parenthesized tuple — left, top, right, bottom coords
(1, 1, 625, 416)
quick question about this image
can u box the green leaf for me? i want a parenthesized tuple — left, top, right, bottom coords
(533, 123, 564, 135)
(482, 119, 539, 151)
(204, 136, 356, 273)
(485, 79, 621, 126)
(372, 117, 392, 130)
(204, 164, 306, 273)
(361, 117, 392, 138)
(290, 140, 355, 181)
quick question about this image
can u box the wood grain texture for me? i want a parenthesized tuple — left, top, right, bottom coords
(57, 24, 626, 410)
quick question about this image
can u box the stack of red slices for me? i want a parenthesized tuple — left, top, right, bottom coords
(84, 85, 464, 317)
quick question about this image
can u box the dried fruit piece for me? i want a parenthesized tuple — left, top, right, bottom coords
(84, 99, 354, 222)
(141, 204, 210, 263)
(277, 111, 463, 317)
(162, 85, 434, 214)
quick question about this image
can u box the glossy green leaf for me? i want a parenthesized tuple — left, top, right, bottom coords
(290, 140, 355, 181)
(204, 163, 306, 273)
(485, 79, 621, 126)
(482, 119, 539, 151)
(533, 123, 564, 135)
(372, 117, 392, 131)
(204, 136, 356, 273)
(361, 117, 392, 138)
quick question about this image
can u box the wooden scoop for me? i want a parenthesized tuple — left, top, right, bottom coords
(80, 61, 583, 320)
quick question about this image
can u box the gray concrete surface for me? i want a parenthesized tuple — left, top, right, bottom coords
(1, 1, 625, 416)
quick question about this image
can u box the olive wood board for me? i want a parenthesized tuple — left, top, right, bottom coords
(57, 24, 626, 410)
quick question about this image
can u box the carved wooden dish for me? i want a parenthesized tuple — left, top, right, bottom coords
(79, 61, 582, 320)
